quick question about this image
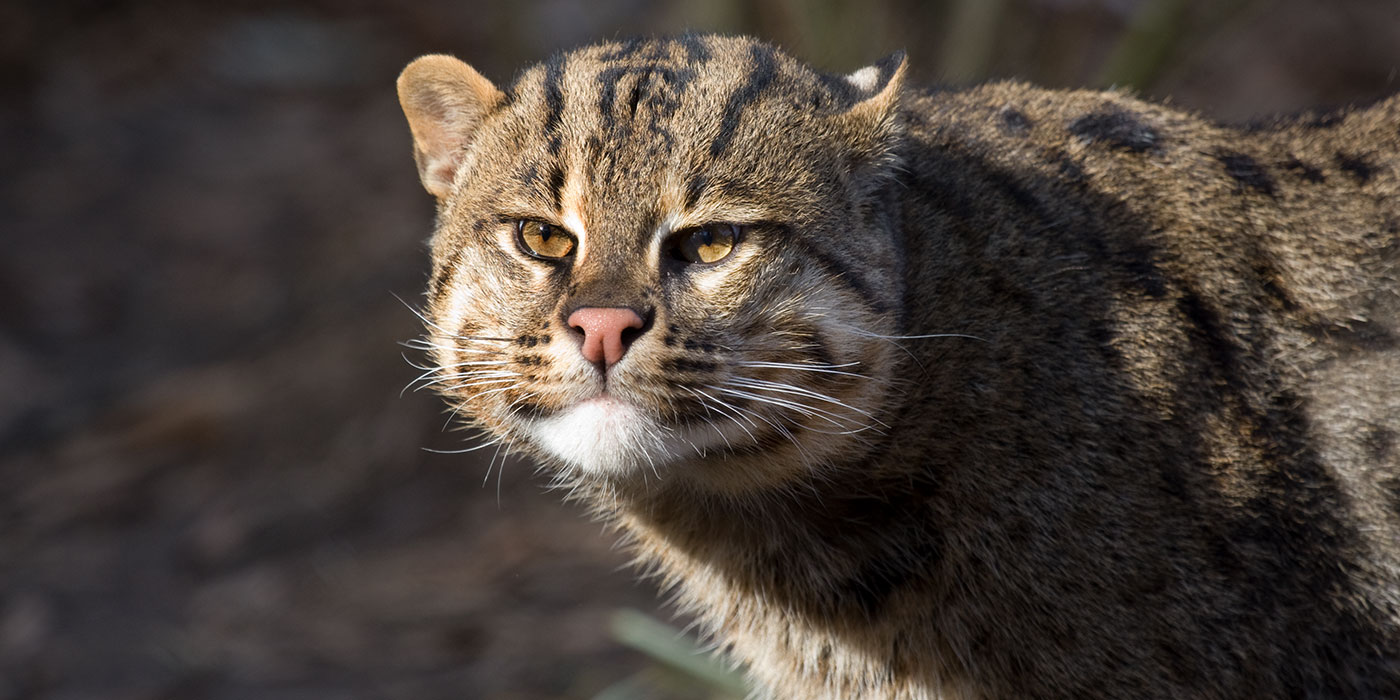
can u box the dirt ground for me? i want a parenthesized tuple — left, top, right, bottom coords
(2, 2, 1397, 699)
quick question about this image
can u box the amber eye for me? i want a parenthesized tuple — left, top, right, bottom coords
(671, 223, 740, 264)
(516, 220, 576, 259)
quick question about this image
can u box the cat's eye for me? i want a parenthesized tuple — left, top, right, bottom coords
(670, 223, 740, 264)
(516, 220, 576, 260)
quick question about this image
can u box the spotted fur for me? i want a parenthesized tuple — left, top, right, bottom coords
(398, 35, 1400, 699)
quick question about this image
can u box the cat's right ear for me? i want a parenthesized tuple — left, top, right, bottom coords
(397, 55, 505, 199)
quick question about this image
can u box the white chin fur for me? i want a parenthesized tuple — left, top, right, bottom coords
(524, 396, 742, 477)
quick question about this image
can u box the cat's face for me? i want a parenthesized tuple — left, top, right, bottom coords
(399, 36, 907, 492)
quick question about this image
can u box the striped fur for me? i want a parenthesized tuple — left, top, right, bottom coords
(399, 35, 1400, 699)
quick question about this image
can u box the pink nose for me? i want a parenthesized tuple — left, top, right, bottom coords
(567, 307, 646, 367)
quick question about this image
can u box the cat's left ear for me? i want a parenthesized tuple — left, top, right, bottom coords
(841, 50, 906, 131)
(397, 54, 505, 199)
(836, 51, 906, 165)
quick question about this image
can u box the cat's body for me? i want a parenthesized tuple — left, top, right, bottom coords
(397, 35, 1400, 698)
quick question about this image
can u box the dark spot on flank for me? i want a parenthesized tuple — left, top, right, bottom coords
(998, 107, 1032, 135)
(1068, 109, 1159, 153)
(1177, 291, 1239, 383)
(1362, 425, 1395, 463)
(1121, 243, 1168, 298)
(1336, 152, 1377, 184)
(1282, 157, 1325, 183)
(1215, 151, 1276, 197)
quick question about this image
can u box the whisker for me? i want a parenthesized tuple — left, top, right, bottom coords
(734, 360, 869, 379)
(682, 388, 748, 448)
(403, 339, 513, 354)
(727, 376, 884, 423)
(422, 439, 502, 454)
(714, 393, 816, 465)
(710, 385, 880, 435)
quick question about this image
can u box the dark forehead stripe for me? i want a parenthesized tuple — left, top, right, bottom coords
(710, 44, 778, 158)
(593, 38, 710, 153)
(600, 35, 712, 65)
(597, 65, 696, 123)
(541, 53, 566, 153)
(677, 34, 712, 64)
(538, 53, 568, 209)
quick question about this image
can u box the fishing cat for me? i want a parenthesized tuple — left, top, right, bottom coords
(396, 34, 1400, 698)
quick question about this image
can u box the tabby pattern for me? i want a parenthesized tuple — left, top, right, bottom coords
(398, 34, 1400, 699)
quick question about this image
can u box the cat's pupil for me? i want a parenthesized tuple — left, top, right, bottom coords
(518, 220, 574, 259)
(674, 224, 737, 264)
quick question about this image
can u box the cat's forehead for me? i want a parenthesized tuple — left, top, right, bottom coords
(503, 36, 865, 141)
(516, 35, 796, 98)
(482, 35, 881, 228)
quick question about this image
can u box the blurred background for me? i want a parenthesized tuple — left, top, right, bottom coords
(2, 1, 1398, 698)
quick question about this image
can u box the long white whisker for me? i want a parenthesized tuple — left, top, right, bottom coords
(734, 360, 869, 378)
(683, 388, 749, 448)
(422, 439, 502, 454)
(711, 386, 878, 435)
(727, 376, 884, 422)
(848, 330, 989, 342)
(712, 385, 856, 425)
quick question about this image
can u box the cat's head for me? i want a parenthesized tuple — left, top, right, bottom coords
(398, 35, 908, 493)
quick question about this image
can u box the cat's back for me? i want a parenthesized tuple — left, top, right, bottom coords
(889, 81, 1400, 696)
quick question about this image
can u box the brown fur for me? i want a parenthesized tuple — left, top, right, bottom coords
(397, 35, 1400, 698)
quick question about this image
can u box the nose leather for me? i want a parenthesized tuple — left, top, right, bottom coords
(567, 307, 645, 367)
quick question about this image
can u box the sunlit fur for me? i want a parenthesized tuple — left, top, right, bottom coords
(400, 35, 1400, 699)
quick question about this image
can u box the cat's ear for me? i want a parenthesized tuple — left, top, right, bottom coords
(842, 50, 906, 128)
(397, 55, 505, 199)
(836, 51, 907, 167)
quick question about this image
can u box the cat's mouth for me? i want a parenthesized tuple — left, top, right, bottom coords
(520, 386, 747, 479)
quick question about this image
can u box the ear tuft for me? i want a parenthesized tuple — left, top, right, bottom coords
(397, 54, 504, 199)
